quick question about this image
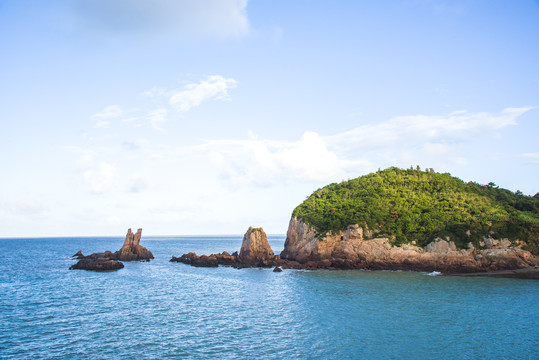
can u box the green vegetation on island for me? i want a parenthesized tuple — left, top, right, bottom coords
(292, 167, 539, 254)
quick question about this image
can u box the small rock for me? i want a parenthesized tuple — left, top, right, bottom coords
(70, 259, 124, 271)
(273, 266, 283, 272)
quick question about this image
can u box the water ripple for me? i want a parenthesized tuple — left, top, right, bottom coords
(0, 237, 538, 359)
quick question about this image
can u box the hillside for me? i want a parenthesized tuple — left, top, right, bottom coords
(292, 167, 539, 254)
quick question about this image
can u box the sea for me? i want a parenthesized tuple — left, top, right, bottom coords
(0, 236, 538, 360)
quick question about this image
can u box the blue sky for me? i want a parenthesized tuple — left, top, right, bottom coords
(1, 0, 538, 237)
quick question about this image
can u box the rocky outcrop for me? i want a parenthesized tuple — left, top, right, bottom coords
(171, 227, 276, 268)
(171, 252, 219, 267)
(116, 228, 154, 261)
(280, 216, 538, 273)
(69, 257, 124, 271)
(239, 227, 274, 266)
(70, 228, 153, 271)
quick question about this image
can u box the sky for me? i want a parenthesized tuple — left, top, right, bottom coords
(1, 0, 538, 237)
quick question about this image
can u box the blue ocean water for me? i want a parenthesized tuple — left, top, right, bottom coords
(0, 236, 538, 360)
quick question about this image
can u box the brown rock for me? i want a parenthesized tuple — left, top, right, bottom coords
(115, 228, 154, 261)
(170, 252, 219, 267)
(281, 216, 539, 272)
(70, 258, 124, 271)
(238, 227, 274, 266)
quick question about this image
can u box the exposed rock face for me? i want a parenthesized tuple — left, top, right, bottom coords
(281, 216, 538, 272)
(239, 227, 274, 266)
(70, 227, 153, 271)
(171, 227, 275, 268)
(116, 228, 154, 261)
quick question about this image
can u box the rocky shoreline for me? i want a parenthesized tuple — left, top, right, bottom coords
(170, 219, 539, 279)
(70, 221, 538, 279)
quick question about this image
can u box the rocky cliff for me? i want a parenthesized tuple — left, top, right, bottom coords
(280, 216, 538, 272)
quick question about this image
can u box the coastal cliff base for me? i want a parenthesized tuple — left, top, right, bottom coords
(173, 219, 538, 278)
(279, 217, 538, 273)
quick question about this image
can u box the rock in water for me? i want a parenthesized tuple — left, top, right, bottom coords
(70, 259, 124, 272)
(239, 227, 274, 266)
(70, 227, 153, 271)
(115, 228, 154, 261)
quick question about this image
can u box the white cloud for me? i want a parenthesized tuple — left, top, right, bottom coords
(146, 108, 168, 130)
(186, 131, 369, 188)
(80, 107, 533, 193)
(75, 0, 249, 39)
(276, 131, 347, 182)
(180, 108, 532, 188)
(92, 75, 237, 130)
(92, 105, 124, 128)
(169, 75, 237, 112)
(84, 162, 116, 194)
(325, 107, 533, 154)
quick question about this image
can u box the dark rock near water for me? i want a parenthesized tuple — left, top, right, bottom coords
(448, 267, 539, 279)
(70, 258, 124, 271)
(171, 227, 276, 269)
(170, 220, 539, 275)
(170, 252, 219, 267)
(273, 266, 283, 272)
(70, 228, 153, 271)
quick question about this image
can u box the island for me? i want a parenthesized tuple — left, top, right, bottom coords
(173, 167, 539, 277)
(70, 228, 154, 271)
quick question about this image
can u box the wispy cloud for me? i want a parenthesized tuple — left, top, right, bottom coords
(79, 107, 533, 193)
(153, 131, 370, 188)
(169, 76, 237, 112)
(91, 75, 237, 130)
(325, 107, 533, 155)
(92, 105, 124, 128)
(146, 108, 168, 130)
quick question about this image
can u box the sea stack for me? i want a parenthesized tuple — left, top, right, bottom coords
(116, 228, 154, 261)
(171, 226, 276, 268)
(238, 227, 274, 266)
(70, 227, 153, 271)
